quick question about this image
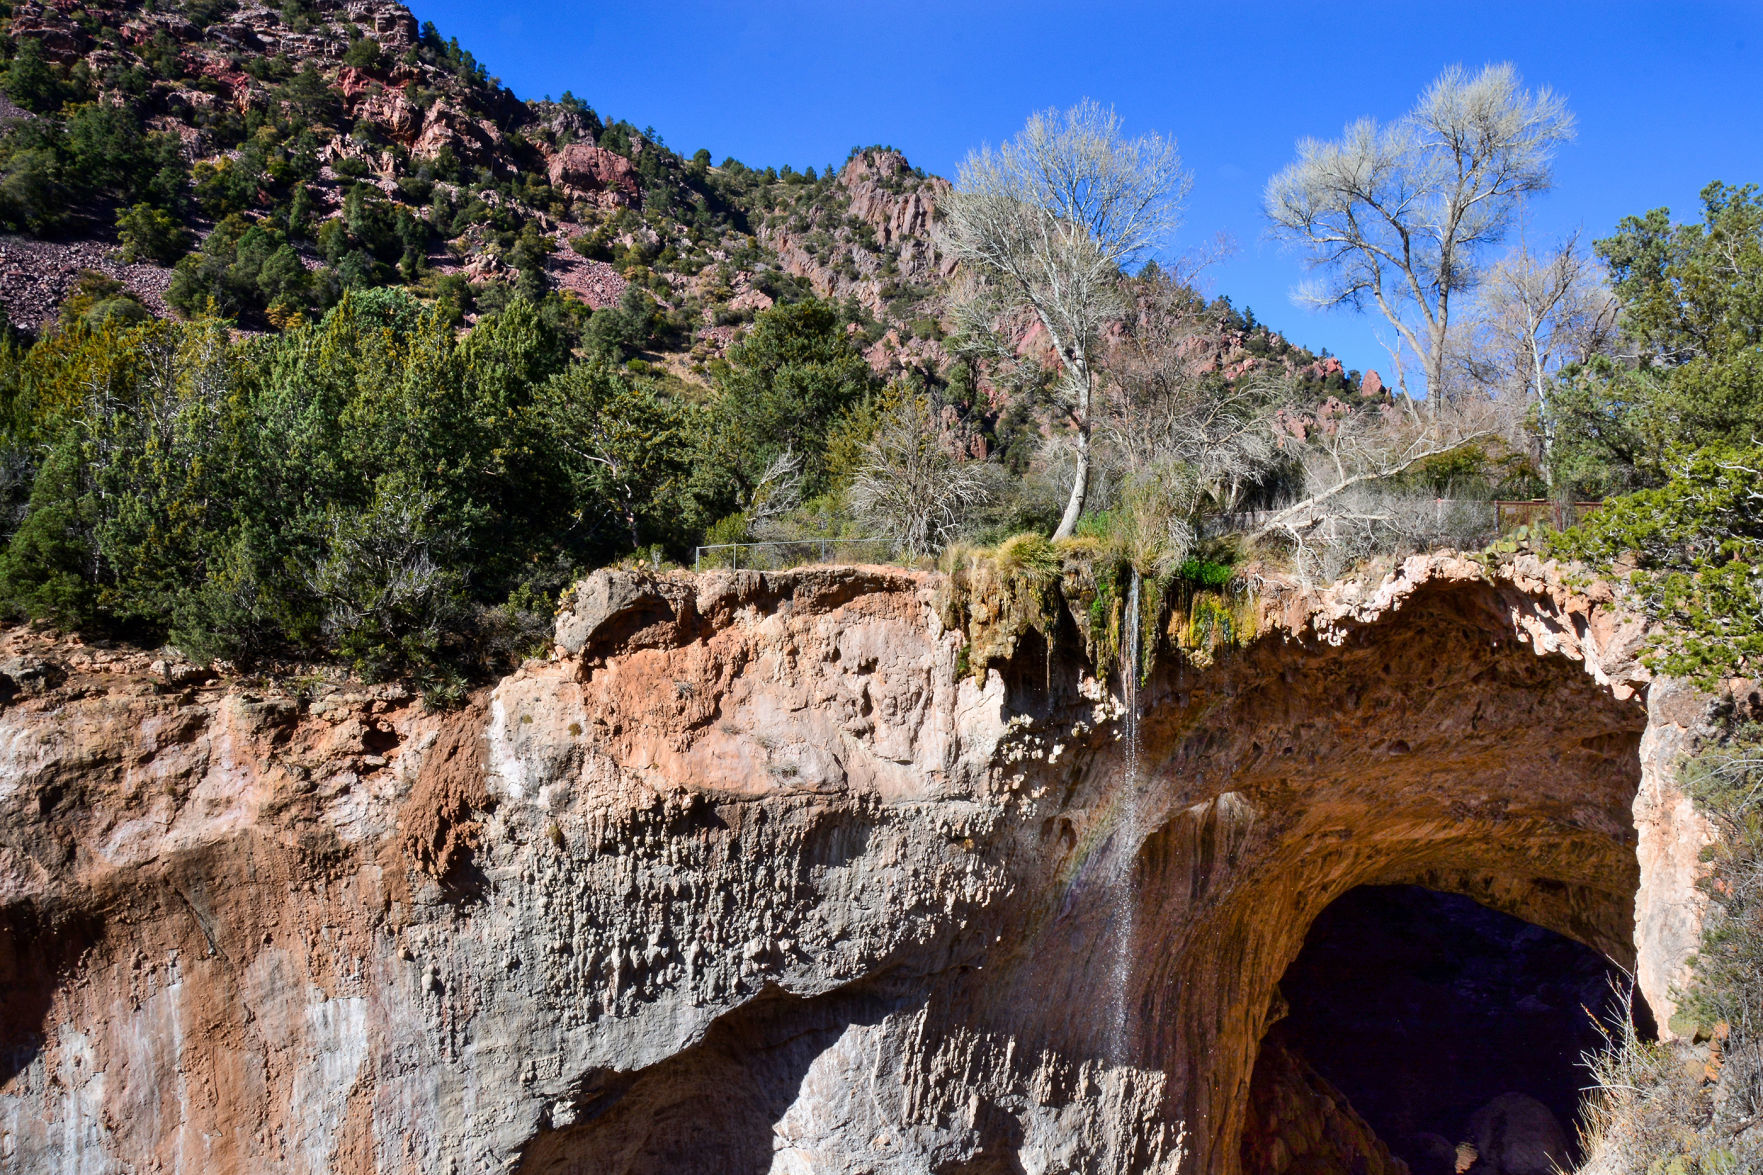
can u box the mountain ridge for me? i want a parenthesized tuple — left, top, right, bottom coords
(0, 0, 1357, 396)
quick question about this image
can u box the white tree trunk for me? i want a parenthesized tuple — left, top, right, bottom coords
(1052, 375, 1092, 539)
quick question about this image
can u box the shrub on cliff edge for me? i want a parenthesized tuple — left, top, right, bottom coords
(1550, 443, 1763, 686)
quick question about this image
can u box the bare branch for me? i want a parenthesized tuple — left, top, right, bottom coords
(1266, 64, 1575, 400)
(850, 390, 993, 558)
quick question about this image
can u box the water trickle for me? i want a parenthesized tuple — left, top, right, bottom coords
(1110, 568, 1143, 1063)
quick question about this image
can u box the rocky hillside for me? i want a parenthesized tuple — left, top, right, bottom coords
(0, 0, 957, 370)
(0, 0, 1354, 392)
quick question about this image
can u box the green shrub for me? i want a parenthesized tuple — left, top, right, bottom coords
(994, 532, 1060, 580)
(708, 298, 879, 501)
(343, 36, 386, 71)
(1549, 443, 1763, 684)
(169, 215, 324, 321)
(59, 272, 150, 332)
(4, 40, 68, 113)
(0, 294, 640, 677)
(0, 147, 67, 233)
(1176, 558, 1234, 589)
(116, 203, 190, 265)
(1555, 182, 1763, 494)
(582, 284, 653, 362)
(308, 477, 466, 679)
(0, 436, 99, 628)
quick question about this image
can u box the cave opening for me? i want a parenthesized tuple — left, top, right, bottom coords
(1244, 884, 1654, 1175)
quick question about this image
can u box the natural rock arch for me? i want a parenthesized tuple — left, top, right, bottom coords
(508, 562, 1705, 1174)
(923, 564, 1678, 1164)
(1114, 578, 1655, 1173)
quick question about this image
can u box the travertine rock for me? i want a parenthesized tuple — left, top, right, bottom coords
(0, 556, 1717, 1174)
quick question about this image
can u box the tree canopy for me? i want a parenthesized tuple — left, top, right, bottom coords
(0, 292, 701, 684)
(1551, 182, 1763, 494)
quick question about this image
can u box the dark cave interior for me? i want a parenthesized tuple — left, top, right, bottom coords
(1248, 885, 1652, 1175)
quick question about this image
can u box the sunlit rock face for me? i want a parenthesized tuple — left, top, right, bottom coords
(0, 557, 1713, 1173)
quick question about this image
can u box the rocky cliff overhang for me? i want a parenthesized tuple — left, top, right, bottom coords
(0, 555, 1715, 1174)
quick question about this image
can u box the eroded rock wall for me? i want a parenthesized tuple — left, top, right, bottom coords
(0, 557, 1716, 1174)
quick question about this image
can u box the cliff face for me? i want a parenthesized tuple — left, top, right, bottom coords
(0, 557, 1714, 1174)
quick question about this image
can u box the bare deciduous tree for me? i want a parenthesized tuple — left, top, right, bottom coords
(743, 448, 805, 538)
(1469, 231, 1618, 485)
(1095, 274, 1279, 566)
(1266, 64, 1575, 403)
(941, 99, 1189, 538)
(1275, 484, 1498, 584)
(850, 390, 992, 558)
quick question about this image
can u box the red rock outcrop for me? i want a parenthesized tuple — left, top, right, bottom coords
(840, 148, 947, 251)
(546, 143, 641, 207)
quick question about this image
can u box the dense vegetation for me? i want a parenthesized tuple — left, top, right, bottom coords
(0, 0, 1756, 706)
(0, 287, 916, 686)
(1551, 443, 1762, 684)
(1554, 182, 1763, 497)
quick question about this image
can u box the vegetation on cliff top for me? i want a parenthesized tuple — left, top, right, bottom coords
(1545, 182, 1763, 686)
(1551, 444, 1762, 685)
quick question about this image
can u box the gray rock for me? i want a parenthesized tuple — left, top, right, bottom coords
(1466, 1093, 1571, 1175)
(553, 569, 686, 657)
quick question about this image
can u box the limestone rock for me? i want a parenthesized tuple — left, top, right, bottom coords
(553, 569, 693, 658)
(0, 558, 1722, 1174)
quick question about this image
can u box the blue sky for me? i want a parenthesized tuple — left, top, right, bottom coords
(406, 0, 1763, 380)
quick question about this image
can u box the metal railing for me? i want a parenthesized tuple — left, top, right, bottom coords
(693, 538, 894, 571)
(1492, 499, 1603, 533)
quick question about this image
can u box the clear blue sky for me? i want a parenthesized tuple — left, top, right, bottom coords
(406, 0, 1763, 380)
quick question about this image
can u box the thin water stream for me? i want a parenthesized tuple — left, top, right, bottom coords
(1110, 568, 1143, 1063)
(1105, 569, 1145, 1172)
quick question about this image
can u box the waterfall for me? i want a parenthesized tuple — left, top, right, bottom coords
(1110, 567, 1143, 1064)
